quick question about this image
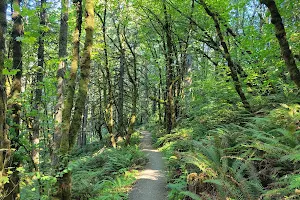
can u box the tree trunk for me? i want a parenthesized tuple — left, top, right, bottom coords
(54, 0, 94, 199)
(52, 0, 69, 199)
(62, 0, 83, 148)
(144, 66, 149, 122)
(152, 88, 157, 114)
(117, 44, 125, 138)
(0, 0, 11, 198)
(158, 67, 163, 124)
(32, 0, 46, 174)
(198, 0, 251, 111)
(260, 0, 300, 88)
(78, 97, 88, 147)
(124, 31, 138, 145)
(163, 0, 176, 134)
(53, 0, 69, 165)
(100, 0, 116, 148)
(5, 0, 23, 199)
(68, 0, 94, 149)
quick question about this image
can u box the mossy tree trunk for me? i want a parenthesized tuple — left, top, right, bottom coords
(53, 0, 94, 199)
(0, 0, 11, 197)
(163, 0, 176, 134)
(159, 67, 163, 124)
(52, 0, 69, 198)
(260, 0, 300, 88)
(62, 0, 83, 149)
(53, 0, 69, 166)
(5, 0, 23, 199)
(198, 0, 251, 111)
(52, 0, 70, 199)
(68, 0, 94, 154)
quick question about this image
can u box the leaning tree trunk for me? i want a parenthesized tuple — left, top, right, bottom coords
(0, 0, 11, 198)
(198, 0, 251, 111)
(5, 0, 23, 199)
(260, 0, 300, 88)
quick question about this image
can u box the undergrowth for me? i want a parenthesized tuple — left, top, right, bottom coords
(70, 132, 147, 200)
(20, 132, 147, 200)
(152, 104, 300, 200)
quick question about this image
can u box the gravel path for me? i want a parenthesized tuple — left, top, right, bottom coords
(128, 131, 168, 200)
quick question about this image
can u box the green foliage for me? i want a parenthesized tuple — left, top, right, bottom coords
(71, 145, 147, 199)
(155, 103, 300, 199)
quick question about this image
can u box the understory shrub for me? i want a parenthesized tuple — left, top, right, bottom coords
(156, 104, 300, 200)
(71, 143, 147, 200)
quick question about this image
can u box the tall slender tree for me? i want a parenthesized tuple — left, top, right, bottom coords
(32, 0, 46, 172)
(0, 0, 11, 197)
(53, 0, 69, 165)
(62, 0, 83, 149)
(55, 0, 94, 198)
(5, 0, 23, 199)
(163, 0, 176, 134)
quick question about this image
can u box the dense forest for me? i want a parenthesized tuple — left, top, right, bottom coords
(0, 0, 299, 199)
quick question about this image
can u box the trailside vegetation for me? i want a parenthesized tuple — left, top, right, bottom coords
(0, 0, 299, 199)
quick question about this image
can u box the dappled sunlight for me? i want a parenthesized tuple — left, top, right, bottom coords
(138, 169, 164, 181)
(142, 148, 159, 153)
(128, 131, 167, 199)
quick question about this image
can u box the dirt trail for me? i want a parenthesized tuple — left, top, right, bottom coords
(128, 131, 168, 200)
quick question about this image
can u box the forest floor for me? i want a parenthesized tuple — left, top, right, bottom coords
(128, 131, 168, 200)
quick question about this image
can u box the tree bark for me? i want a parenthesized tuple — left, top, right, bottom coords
(260, 0, 300, 88)
(5, 0, 23, 199)
(158, 67, 163, 124)
(0, 0, 11, 197)
(62, 0, 83, 149)
(52, 0, 69, 199)
(68, 0, 94, 150)
(54, 0, 94, 199)
(78, 97, 88, 147)
(53, 0, 69, 165)
(163, 0, 176, 134)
